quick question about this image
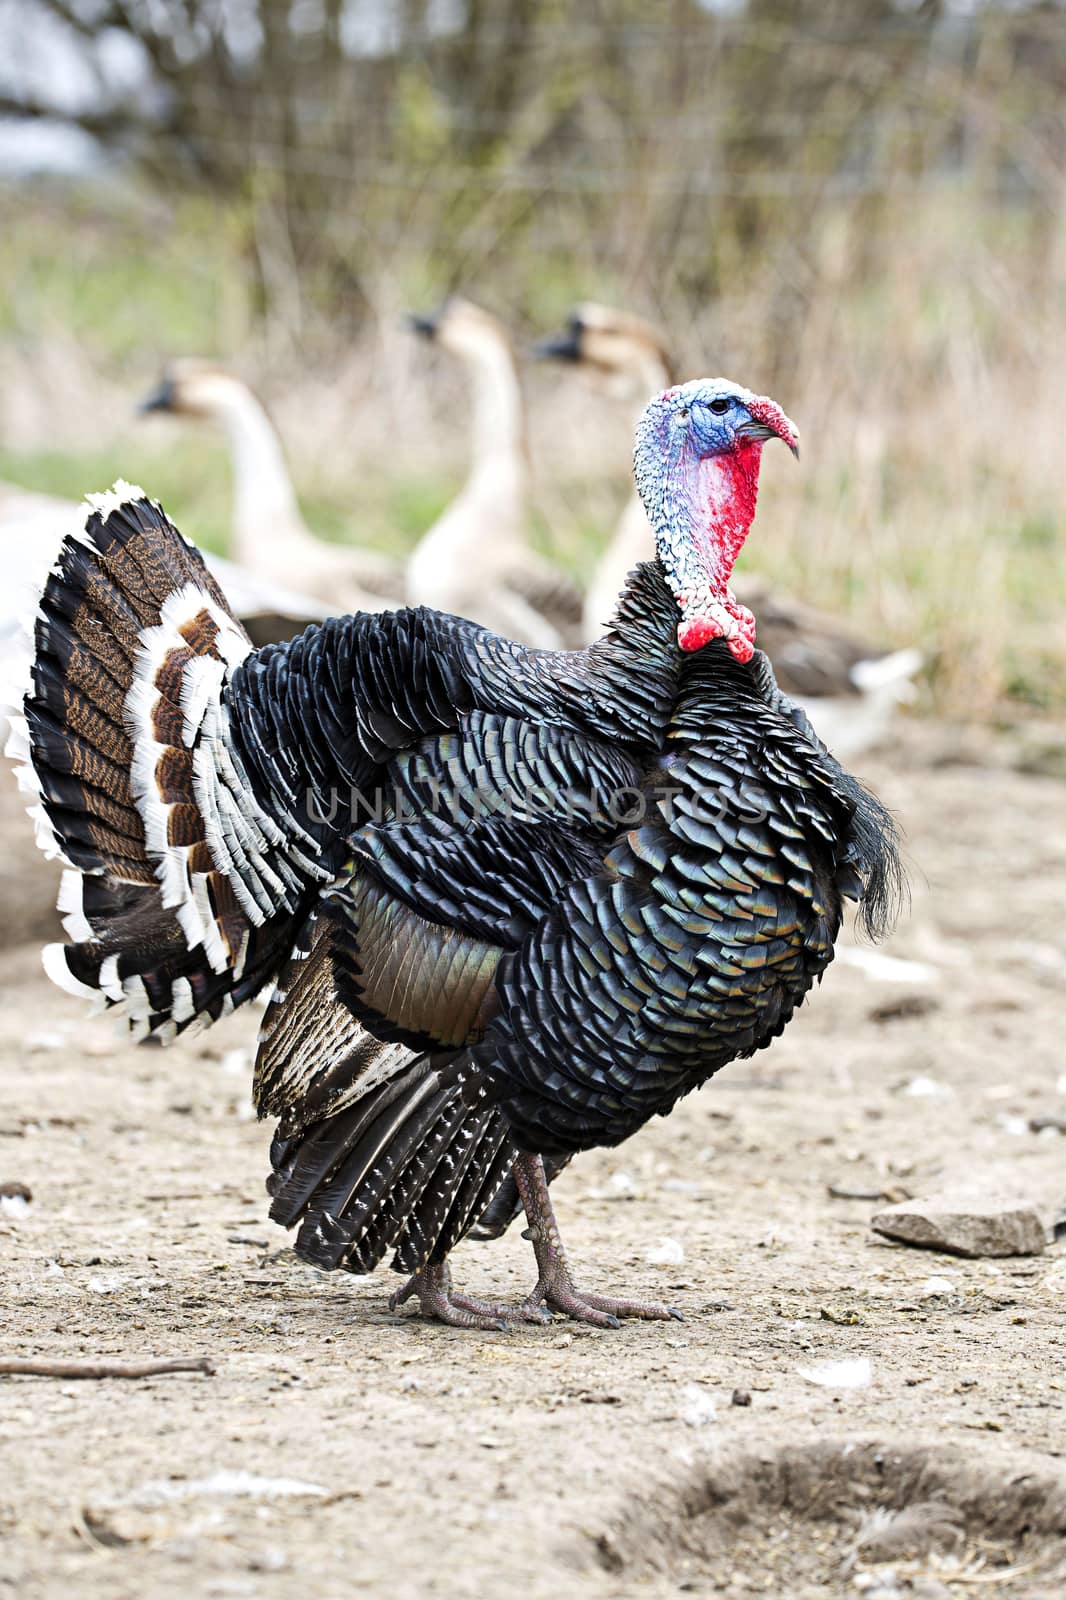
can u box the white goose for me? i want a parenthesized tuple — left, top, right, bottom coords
(536, 303, 921, 757)
(139, 361, 404, 617)
(406, 299, 581, 649)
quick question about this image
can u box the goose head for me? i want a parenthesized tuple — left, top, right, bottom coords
(139, 360, 250, 421)
(406, 297, 513, 366)
(535, 303, 676, 400)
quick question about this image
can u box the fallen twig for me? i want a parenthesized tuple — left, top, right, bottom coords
(0, 1356, 215, 1380)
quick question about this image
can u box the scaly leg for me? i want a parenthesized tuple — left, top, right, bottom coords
(512, 1152, 683, 1327)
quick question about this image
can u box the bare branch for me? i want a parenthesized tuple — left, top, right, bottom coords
(0, 1356, 216, 1379)
(0, 92, 150, 139)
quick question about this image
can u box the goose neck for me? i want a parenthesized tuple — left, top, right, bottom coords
(463, 339, 527, 489)
(209, 384, 303, 553)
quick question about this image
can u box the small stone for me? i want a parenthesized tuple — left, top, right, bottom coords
(25, 1030, 67, 1053)
(730, 1388, 751, 1407)
(820, 1304, 863, 1325)
(679, 1382, 716, 1426)
(909, 1581, 952, 1600)
(868, 993, 940, 1024)
(87, 1273, 127, 1294)
(248, 1549, 289, 1574)
(797, 1357, 872, 1389)
(900, 1075, 951, 1099)
(872, 1194, 1046, 1258)
(645, 1237, 685, 1266)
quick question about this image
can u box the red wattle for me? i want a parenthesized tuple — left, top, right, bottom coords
(677, 615, 756, 661)
(677, 617, 720, 652)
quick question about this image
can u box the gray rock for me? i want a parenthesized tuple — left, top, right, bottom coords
(871, 1194, 1046, 1258)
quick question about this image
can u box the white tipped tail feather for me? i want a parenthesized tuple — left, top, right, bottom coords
(5, 482, 325, 1039)
(82, 480, 149, 524)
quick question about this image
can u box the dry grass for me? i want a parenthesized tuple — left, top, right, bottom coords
(1, 188, 1062, 719)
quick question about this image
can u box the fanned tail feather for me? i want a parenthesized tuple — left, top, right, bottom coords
(4, 483, 321, 1038)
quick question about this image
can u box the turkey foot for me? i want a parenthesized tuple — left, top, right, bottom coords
(512, 1152, 683, 1328)
(389, 1260, 550, 1331)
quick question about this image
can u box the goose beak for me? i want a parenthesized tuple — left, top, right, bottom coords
(138, 375, 177, 415)
(406, 310, 441, 340)
(532, 324, 583, 362)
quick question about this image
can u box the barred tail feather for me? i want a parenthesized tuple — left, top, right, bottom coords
(4, 482, 318, 1038)
(251, 909, 515, 1274)
(267, 1052, 515, 1276)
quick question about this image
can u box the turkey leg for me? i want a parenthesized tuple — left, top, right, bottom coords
(511, 1152, 682, 1327)
(388, 1154, 682, 1330)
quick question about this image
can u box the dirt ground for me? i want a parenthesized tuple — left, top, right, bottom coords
(1, 724, 1065, 1600)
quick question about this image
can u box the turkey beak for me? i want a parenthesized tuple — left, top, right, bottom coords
(139, 375, 177, 415)
(532, 322, 583, 362)
(739, 397, 800, 459)
(739, 416, 797, 460)
(737, 420, 800, 459)
(407, 310, 441, 341)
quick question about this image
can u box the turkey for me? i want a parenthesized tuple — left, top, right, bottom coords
(406, 298, 583, 649)
(6, 378, 902, 1331)
(537, 304, 922, 757)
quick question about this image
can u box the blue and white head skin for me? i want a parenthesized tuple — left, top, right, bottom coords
(633, 378, 799, 660)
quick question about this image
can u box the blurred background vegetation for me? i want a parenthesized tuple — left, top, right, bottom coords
(0, 0, 1063, 718)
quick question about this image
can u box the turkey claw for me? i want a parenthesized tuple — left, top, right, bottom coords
(389, 1262, 509, 1332)
(453, 1291, 552, 1327)
(540, 1279, 680, 1328)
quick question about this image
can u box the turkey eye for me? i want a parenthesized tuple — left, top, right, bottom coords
(709, 397, 730, 415)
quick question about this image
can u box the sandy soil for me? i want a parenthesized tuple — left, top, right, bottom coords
(1, 727, 1065, 1600)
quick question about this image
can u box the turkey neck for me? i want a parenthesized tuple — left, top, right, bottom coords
(206, 382, 304, 558)
(648, 441, 763, 606)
